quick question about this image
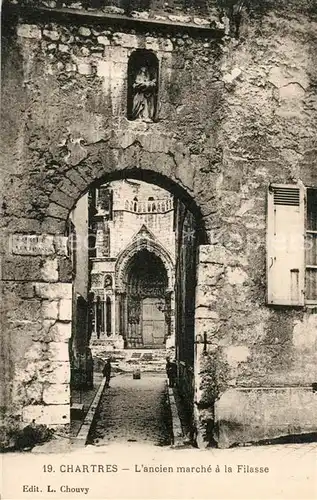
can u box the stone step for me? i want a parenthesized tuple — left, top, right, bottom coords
(91, 347, 169, 373)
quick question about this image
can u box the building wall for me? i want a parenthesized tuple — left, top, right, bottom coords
(1, 0, 317, 445)
(95, 179, 175, 261)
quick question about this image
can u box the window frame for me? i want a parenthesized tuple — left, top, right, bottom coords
(305, 187, 317, 305)
(267, 183, 317, 307)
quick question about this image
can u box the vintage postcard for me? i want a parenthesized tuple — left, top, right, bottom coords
(1, 0, 316, 499)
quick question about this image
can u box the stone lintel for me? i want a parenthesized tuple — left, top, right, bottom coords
(7, 5, 224, 38)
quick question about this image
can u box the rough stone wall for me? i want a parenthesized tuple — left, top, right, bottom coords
(1, 0, 317, 445)
(192, 2, 317, 447)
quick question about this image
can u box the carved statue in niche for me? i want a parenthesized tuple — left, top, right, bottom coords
(104, 274, 112, 290)
(131, 66, 157, 122)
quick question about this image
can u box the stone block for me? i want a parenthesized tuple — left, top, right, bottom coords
(47, 202, 69, 220)
(42, 300, 59, 320)
(25, 381, 43, 404)
(58, 299, 72, 321)
(43, 383, 70, 405)
(51, 321, 71, 342)
(80, 47, 90, 57)
(57, 177, 79, 199)
(65, 169, 87, 192)
(2, 281, 35, 299)
(4, 300, 42, 324)
(97, 36, 110, 46)
(195, 284, 218, 308)
(22, 404, 70, 426)
(35, 283, 72, 300)
(41, 258, 58, 282)
(47, 342, 69, 362)
(65, 62, 77, 73)
(43, 29, 60, 41)
(2, 256, 43, 281)
(78, 27, 91, 37)
(112, 33, 138, 49)
(58, 44, 70, 53)
(75, 164, 95, 184)
(6, 218, 42, 234)
(17, 24, 42, 40)
(198, 245, 248, 267)
(195, 318, 222, 339)
(195, 306, 220, 320)
(144, 37, 160, 52)
(54, 236, 68, 256)
(41, 217, 66, 234)
(197, 263, 225, 286)
(77, 62, 92, 75)
(33, 321, 71, 343)
(30, 325, 50, 344)
(213, 387, 317, 448)
(45, 363, 70, 384)
(50, 189, 74, 210)
(57, 256, 73, 282)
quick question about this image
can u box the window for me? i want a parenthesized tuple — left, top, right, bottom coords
(106, 296, 112, 336)
(133, 197, 138, 212)
(306, 189, 317, 302)
(97, 186, 113, 220)
(267, 184, 317, 306)
(148, 196, 156, 212)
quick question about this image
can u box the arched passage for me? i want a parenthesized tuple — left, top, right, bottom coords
(5, 164, 209, 437)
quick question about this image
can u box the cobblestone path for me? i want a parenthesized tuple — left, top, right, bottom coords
(88, 373, 172, 446)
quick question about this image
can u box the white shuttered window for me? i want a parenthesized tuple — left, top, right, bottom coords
(267, 184, 305, 306)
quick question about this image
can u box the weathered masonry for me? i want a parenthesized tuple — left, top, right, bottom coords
(1, 0, 317, 448)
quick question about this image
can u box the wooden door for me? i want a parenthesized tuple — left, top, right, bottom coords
(142, 297, 165, 346)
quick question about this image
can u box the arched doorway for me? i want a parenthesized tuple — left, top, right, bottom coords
(122, 249, 169, 348)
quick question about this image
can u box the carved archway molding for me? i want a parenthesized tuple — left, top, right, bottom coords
(115, 238, 174, 293)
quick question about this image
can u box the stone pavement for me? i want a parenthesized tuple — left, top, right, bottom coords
(88, 372, 172, 446)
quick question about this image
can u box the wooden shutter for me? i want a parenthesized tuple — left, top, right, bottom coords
(267, 184, 305, 305)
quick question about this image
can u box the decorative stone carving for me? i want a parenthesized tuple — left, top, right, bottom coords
(132, 66, 157, 121)
(104, 274, 113, 289)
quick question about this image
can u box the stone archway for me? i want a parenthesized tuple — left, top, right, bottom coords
(115, 237, 175, 293)
(2, 162, 210, 437)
